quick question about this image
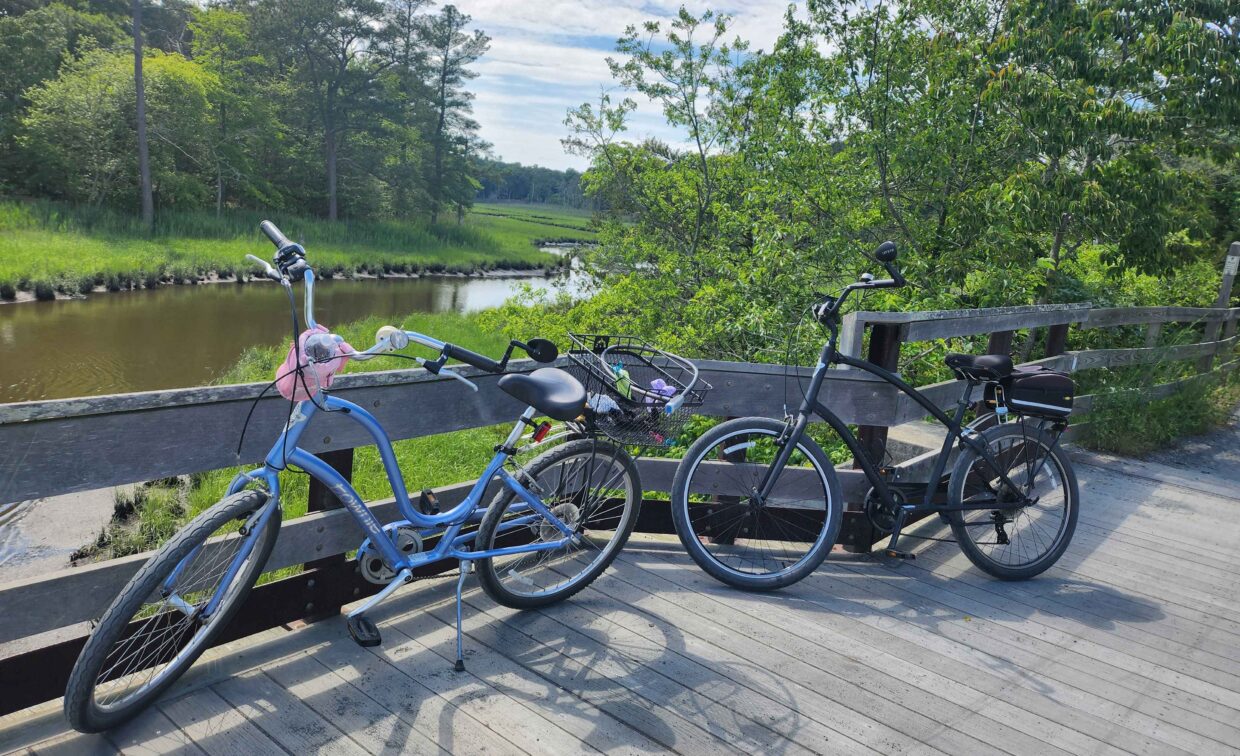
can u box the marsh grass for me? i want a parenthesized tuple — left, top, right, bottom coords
(1081, 370, 1240, 455)
(0, 200, 593, 299)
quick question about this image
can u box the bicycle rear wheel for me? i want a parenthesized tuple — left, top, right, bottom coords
(670, 417, 843, 591)
(64, 489, 280, 733)
(947, 422, 1078, 580)
(476, 439, 641, 609)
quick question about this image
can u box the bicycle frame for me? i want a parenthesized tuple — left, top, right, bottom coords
(757, 325, 1036, 550)
(236, 395, 575, 561)
(160, 396, 580, 620)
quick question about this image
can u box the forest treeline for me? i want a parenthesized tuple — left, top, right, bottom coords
(489, 2, 1240, 365)
(475, 158, 588, 209)
(0, 0, 581, 224)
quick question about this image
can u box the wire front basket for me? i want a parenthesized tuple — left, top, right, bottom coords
(565, 333, 711, 447)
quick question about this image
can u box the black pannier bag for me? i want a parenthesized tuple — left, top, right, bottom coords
(984, 368, 1075, 419)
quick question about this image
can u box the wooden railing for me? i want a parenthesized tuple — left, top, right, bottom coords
(1, 245, 1236, 714)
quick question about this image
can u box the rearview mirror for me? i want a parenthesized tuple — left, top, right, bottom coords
(875, 241, 897, 263)
(525, 338, 559, 363)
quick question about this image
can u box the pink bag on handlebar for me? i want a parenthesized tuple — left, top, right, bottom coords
(275, 325, 355, 401)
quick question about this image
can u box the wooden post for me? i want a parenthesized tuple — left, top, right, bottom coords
(1144, 322, 1162, 349)
(842, 322, 904, 554)
(303, 447, 354, 621)
(1044, 323, 1069, 359)
(986, 330, 1015, 357)
(1198, 242, 1239, 374)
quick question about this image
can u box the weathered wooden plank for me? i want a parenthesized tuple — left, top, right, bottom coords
(902, 305, 1092, 343)
(106, 697, 207, 755)
(211, 671, 367, 755)
(851, 302, 1089, 326)
(483, 584, 866, 755)
(446, 593, 759, 755)
(378, 603, 666, 755)
(0, 359, 894, 506)
(259, 652, 446, 756)
(308, 627, 548, 756)
(607, 551, 1037, 754)
(607, 551, 1145, 756)
(1081, 306, 1231, 329)
(158, 687, 285, 755)
(1064, 338, 1223, 371)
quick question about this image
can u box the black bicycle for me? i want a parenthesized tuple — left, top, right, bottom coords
(670, 242, 1079, 590)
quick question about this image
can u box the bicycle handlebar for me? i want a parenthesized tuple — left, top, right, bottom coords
(442, 343, 503, 373)
(259, 220, 293, 249)
(813, 241, 905, 325)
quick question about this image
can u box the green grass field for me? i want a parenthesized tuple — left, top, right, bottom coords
(0, 200, 594, 300)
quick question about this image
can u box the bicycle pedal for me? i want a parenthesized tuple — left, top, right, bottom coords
(346, 615, 382, 647)
(417, 488, 440, 516)
(884, 549, 916, 560)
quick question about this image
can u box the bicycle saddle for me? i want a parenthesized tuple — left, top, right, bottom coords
(498, 368, 587, 421)
(944, 353, 1014, 381)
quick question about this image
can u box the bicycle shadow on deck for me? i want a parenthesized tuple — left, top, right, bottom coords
(348, 574, 806, 755)
(623, 528, 1168, 703)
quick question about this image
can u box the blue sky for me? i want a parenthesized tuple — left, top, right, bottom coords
(452, 1, 796, 171)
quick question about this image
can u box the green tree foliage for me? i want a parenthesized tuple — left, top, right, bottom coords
(475, 158, 588, 208)
(419, 3, 489, 223)
(0, 3, 124, 186)
(515, 3, 1239, 363)
(20, 49, 218, 209)
(3, 0, 497, 223)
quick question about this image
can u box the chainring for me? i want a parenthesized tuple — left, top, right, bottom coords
(864, 487, 905, 535)
(358, 524, 423, 585)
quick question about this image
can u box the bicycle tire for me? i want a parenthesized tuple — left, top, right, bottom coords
(947, 422, 1078, 580)
(64, 489, 280, 733)
(475, 438, 641, 609)
(670, 417, 843, 591)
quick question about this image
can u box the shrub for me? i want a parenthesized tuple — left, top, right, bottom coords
(0, 281, 15, 300)
(33, 281, 55, 300)
(1082, 372, 1240, 455)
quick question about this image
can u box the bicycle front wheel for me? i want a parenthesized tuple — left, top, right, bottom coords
(670, 417, 843, 591)
(476, 438, 641, 609)
(64, 489, 280, 733)
(947, 422, 1078, 580)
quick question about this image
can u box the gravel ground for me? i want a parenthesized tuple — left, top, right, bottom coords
(1138, 404, 1240, 487)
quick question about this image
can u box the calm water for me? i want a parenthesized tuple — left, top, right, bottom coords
(0, 270, 582, 403)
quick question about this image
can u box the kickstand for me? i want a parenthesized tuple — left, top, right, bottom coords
(454, 559, 470, 672)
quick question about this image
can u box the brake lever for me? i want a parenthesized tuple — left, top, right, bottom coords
(416, 357, 479, 392)
(245, 254, 281, 281)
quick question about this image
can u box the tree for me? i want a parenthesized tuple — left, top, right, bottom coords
(189, 6, 281, 214)
(258, 0, 396, 220)
(419, 4, 488, 223)
(133, 0, 154, 228)
(20, 50, 217, 208)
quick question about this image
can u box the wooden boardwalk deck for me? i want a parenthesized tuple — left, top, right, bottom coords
(2, 445, 1239, 756)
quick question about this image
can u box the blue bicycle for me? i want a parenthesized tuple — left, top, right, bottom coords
(64, 222, 644, 733)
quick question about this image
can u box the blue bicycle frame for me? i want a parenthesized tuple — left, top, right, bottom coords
(166, 378, 575, 622)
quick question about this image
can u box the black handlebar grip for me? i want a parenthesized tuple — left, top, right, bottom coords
(443, 343, 502, 373)
(259, 220, 292, 249)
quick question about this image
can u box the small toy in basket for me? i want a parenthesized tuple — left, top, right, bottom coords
(566, 334, 711, 447)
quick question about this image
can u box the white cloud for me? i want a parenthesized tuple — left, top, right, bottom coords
(448, 0, 800, 170)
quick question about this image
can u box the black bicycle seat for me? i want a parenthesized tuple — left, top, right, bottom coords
(944, 353, 1014, 381)
(497, 368, 587, 421)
